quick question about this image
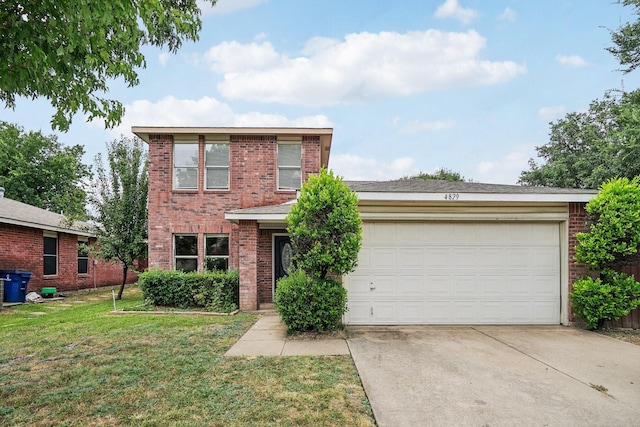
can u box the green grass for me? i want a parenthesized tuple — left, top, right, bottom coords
(0, 286, 375, 426)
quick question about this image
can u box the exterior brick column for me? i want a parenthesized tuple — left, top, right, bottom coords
(568, 202, 589, 321)
(238, 220, 259, 311)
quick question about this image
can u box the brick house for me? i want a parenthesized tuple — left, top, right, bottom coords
(0, 192, 139, 295)
(135, 126, 598, 325)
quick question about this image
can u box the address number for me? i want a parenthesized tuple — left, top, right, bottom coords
(444, 193, 459, 200)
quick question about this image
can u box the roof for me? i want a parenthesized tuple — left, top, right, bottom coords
(132, 126, 334, 168)
(344, 179, 599, 195)
(225, 178, 598, 223)
(0, 196, 95, 236)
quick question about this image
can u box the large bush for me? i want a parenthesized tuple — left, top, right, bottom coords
(287, 168, 362, 280)
(575, 177, 640, 270)
(139, 269, 239, 312)
(571, 270, 640, 330)
(572, 177, 640, 329)
(277, 169, 361, 332)
(275, 269, 347, 332)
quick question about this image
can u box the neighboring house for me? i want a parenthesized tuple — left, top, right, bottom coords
(0, 191, 139, 294)
(135, 126, 598, 326)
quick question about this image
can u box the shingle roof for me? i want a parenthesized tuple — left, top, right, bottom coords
(344, 179, 599, 194)
(0, 196, 94, 236)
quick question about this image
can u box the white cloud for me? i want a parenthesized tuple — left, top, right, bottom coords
(474, 148, 533, 184)
(204, 30, 526, 106)
(198, 0, 267, 15)
(499, 7, 517, 22)
(158, 52, 171, 67)
(537, 105, 566, 121)
(89, 96, 332, 137)
(434, 0, 478, 25)
(330, 154, 417, 181)
(555, 54, 588, 67)
(395, 118, 455, 134)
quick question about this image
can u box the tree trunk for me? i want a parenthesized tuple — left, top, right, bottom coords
(117, 264, 128, 300)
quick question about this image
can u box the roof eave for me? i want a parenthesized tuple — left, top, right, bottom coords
(355, 192, 595, 203)
(0, 217, 96, 237)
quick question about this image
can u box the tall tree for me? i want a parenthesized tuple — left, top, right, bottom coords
(0, 121, 91, 216)
(0, 0, 217, 131)
(407, 168, 469, 182)
(608, 0, 640, 73)
(89, 136, 148, 300)
(519, 90, 640, 189)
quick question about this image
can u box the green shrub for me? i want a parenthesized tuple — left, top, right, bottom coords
(139, 269, 239, 312)
(571, 270, 640, 329)
(275, 269, 348, 332)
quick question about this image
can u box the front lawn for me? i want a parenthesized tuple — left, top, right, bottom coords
(0, 286, 375, 426)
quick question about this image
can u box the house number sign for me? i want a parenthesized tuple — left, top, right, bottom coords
(444, 193, 460, 200)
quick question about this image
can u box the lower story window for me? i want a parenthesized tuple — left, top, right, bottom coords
(175, 234, 198, 272)
(78, 240, 89, 274)
(43, 233, 58, 276)
(205, 234, 229, 271)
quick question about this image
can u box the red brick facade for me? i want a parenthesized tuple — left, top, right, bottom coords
(568, 202, 589, 321)
(145, 130, 325, 310)
(0, 223, 138, 293)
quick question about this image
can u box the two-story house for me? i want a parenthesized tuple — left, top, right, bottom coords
(135, 126, 636, 327)
(133, 127, 332, 311)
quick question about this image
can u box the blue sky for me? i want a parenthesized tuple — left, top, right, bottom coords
(3, 0, 640, 184)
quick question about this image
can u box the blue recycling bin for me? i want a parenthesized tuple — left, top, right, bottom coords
(2, 270, 33, 303)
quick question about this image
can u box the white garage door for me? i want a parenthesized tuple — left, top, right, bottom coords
(344, 222, 561, 325)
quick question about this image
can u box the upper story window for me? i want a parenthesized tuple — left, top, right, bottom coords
(43, 232, 58, 276)
(278, 143, 302, 190)
(205, 142, 230, 190)
(174, 142, 198, 189)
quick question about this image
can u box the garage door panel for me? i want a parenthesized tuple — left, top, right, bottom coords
(344, 222, 561, 325)
(451, 248, 478, 267)
(347, 301, 371, 324)
(371, 248, 397, 269)
(424, 248, 453, 267)
(371, 275, 397, 296)
(398, 248, 424, 268)
(424, 301, 452, 323)
(397, 276, 426, 296)
(397, 301, 426, 323)
(532, 248, 560, 268)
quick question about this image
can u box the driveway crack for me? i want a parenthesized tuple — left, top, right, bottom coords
(470, 327, 626, 405)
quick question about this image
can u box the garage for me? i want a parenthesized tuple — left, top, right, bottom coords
(343, 221, 561, 325)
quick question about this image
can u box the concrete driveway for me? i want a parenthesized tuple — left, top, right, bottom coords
(347, 326, 640, 427)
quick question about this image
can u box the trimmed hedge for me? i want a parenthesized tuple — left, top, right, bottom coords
(139, 269, 239, 313)
(275, 269, 347, 332)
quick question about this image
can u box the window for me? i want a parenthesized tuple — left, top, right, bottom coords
(174, 235, 198, 272)
(205, 143, 229, 189)
(174, 143, 198, 189)
(205, 235, 229, 271)
(278, 143, 302, 190)
(43, 233, 58, 276)
(78, 239, 89, 274)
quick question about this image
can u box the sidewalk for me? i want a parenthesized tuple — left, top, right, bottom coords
(225, 311, 350, 357)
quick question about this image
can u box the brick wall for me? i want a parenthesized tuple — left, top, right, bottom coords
(0, 223, 138, 293)
(146, 132, 322, 310)
(568, 202, 589, 321)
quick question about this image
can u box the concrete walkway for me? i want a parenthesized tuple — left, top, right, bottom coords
(224, 311, 350, 357)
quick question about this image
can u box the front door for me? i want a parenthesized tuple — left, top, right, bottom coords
(274, 235, 292, 291)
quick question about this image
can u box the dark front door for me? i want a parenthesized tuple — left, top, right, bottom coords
(274, 235, 292, 290)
